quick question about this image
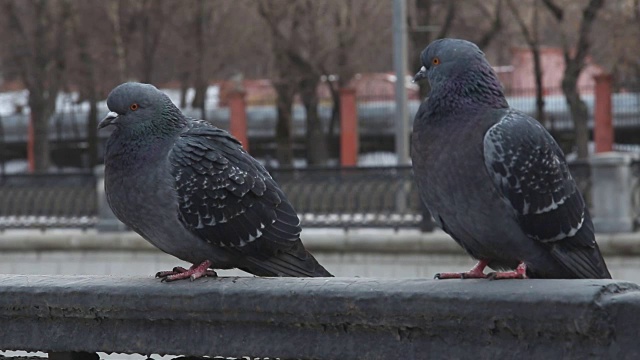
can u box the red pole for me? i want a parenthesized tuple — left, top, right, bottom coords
(594, 73, 613, 153)
(340, 88, 358, 167)
(228, 90, 249, 151)
(27, 113, 35, 172)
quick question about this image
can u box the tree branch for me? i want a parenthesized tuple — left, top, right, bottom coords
(541, 0, 564, 21)
(476, 0, 503, 49)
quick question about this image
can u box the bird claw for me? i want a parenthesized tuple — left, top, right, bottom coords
(486, 263, 528, 280)
(434, 272, 462, 279)
(435, 260, 489, 280)
(155, 260, 217, 282)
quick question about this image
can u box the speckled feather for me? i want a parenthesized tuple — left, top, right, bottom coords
(411, 39, 610, 279)
(170, 120, 300, 249)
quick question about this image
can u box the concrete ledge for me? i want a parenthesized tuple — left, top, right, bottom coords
(0, 275, 639, 359)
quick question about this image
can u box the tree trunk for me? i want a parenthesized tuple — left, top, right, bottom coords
(70, 2, 99, 168)
(191, 0, 208, 119)
(563, 76, 589, 159)
(4, 0, 69, 171)
(140, 0, 154, 83)
(532, 46, 545, 124)
(273, 82, 295, 166)
(326, 81, 340, 140)
(179, 69, 190, 109)
(542, 0, 604, 159)
(300, 77, 327, 165)
(507, 0, 545, 123)
(106, 0, 127, 82)
(407, 0, 456, 99)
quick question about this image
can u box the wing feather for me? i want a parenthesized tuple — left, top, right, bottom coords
(484, 110, 610, 278)
(169, 121, 301, 252)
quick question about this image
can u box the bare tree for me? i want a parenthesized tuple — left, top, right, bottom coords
(137, 0, 170, 84)
(507, 0, 545, 123)
(542, 0, 605, 159)
(323, 1, 388, 140)
(407, 0, 457, 99)
(407, 0, 504, 99)
(256, 1, 300, 166)
(1, 0, 72, 172)
(105, 0, 127, 82)
(69, 1, 99, 168)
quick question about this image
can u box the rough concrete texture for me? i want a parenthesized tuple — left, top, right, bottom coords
(0, 275, 639, 359)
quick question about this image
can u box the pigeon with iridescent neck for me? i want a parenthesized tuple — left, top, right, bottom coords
(411, 39, 611, 279)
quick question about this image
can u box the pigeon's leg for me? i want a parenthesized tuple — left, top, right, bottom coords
(155, 260, 218, 282)
(434, 260, 489, 279)
(488, 262, 528, 280)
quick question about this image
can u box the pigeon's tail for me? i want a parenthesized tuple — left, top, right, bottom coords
(545, 219, 612, 279)
(548, 240, 612, 279)
(240, 240, 333, 277)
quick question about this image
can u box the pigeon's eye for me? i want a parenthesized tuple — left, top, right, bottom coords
(432, 57, 440, 66)
(130, 103, 139, 111)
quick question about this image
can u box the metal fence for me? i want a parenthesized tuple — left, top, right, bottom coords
(0, 172, 96, 230)
(0, 162, 599, 231)
(270, 165, 427, 229)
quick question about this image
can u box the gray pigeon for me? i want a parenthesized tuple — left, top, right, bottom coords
(411, 39, 611, 279)
(99, 82, 332, 281)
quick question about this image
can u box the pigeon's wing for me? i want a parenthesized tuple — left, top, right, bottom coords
(483, 110, 610, 278)
(168, 122, 331, 277)
(169, 123, 301, 250)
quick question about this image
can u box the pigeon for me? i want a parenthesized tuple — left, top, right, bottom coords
(99, 82, 332, 281)
(411, 39, 611, 279)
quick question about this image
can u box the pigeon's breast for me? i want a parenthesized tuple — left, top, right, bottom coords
(411, 110, 533, 261)
(104, 156, 224, 263)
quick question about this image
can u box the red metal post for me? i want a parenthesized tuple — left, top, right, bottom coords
(594, 73, 613, 153)
(340, 88, 358, 167)
(27, 114, 35, 172)
(228, 90, 249, 151)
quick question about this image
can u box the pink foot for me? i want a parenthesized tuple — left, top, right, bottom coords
(435, 260, 489, 279)
(155, 260, 217, 282)
(488, 262, 528, 280)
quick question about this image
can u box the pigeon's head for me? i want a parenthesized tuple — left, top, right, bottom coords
(412, 38, 488, 88)
(99, 82, 182, 130)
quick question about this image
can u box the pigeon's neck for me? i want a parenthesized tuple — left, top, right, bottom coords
(427, 64, 508, 118)
(105, 122, 183, 170)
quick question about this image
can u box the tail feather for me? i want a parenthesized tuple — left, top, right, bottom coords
(550, 241, 611, 279)
(239, 240, 333, 277)
(547, 219, 611, 279)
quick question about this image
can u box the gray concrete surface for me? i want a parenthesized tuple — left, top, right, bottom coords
(0, 275, 639, 359)
(591, 152, 640, 233)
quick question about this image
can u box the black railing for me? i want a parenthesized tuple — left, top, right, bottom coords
(0, 172, 97, 230)
(0, 162, 594, 231)
(270, 165, 428, 229)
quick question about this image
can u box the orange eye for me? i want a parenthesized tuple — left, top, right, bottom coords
(130, 103, 139, 111)
(432, 57, 440, 66)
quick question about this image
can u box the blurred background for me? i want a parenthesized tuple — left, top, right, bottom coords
(0, 0, 639, 282)
(1, 0, 639, 171)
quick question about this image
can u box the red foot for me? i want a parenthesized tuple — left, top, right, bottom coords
(488, 262, 528, 280)
(155, 260, 217, 282)
(435, 260, 489, 279)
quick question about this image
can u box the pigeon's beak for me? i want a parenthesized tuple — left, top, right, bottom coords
(412, 66, 428, 83)
(98, 111, 119, 129)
